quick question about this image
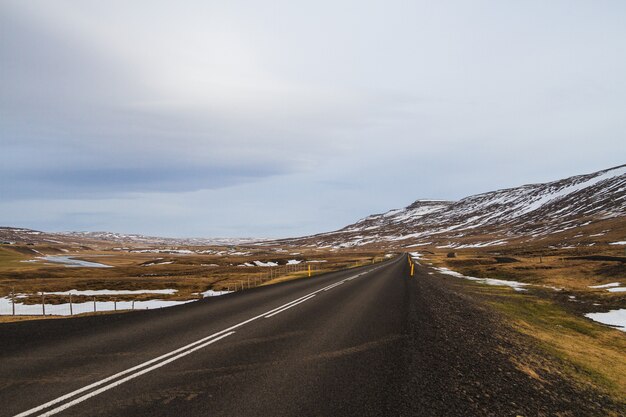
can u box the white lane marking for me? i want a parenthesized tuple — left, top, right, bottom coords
(37, 332, 235, 417)
(16, 263, 384, 417)
(264, 294, 317, 318)
(323, 281, 345, 291)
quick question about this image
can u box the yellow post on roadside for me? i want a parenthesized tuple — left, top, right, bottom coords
(308, 264, 311, 277)
(410, 263, 414, 277)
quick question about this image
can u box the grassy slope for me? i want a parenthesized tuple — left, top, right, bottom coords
(425, 249, 626, 404)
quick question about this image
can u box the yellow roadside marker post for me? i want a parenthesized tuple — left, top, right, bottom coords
(407, 254, 415, 277)
(308, 264, 311, 277)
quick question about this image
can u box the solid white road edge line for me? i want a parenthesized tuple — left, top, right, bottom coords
(15, 264, 382, 417)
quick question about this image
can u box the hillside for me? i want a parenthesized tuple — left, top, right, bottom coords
(281, 164, 626, 249)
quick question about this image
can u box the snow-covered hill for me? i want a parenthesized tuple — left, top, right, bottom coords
(283, 164, 626, 249)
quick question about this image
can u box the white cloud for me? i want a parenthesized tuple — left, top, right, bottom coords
(1, 0, 625, 236)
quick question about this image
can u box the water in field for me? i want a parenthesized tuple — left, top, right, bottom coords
(23, 255, 113, 268)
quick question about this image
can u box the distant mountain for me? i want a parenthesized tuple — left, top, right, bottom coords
(281, 164, 626, 249)
(0, 227, 262, 247)
(60, 231, 263, 246)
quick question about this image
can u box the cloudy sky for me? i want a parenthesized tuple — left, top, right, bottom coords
(1, 1, 625, 237)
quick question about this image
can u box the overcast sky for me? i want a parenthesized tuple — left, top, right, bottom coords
(1, 1, 625, 237)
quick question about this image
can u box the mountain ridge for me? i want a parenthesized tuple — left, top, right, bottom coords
(279, 164, 626, 249)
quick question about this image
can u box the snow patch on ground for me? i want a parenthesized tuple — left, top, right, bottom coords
(198, 289, 232, 298)
(142, 260, 174, 266)
(609, 241, 626, 245)
(588, 282, 626, 292)
(589, 282, 622, 289)
(0, 297, 193, 316)
(433, 267, 529, 291)
(585, 309, 626, 332)
(42, 289, 177, 296)
(405, 242, 432, 247)
(253, 260, 279, 267)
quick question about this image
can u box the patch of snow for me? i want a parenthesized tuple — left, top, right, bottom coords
(198, 289, 232, 297)
(433, 267, 530, 291)
(43, 289, 178, 296)
(607, 287, 626, 293)
(609, 241, 626, 245)
(253, 260, 278, 267)
(286, 259, 302, 265)
(405, 242, 432, 247)
(0, 297, 193, 316)
(585, 309, 626, 332)
(142, 260, 174, 266)
(589, 282, 621, 289)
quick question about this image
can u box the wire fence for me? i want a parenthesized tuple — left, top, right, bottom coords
(0, 293, 195, 316)
(0, 262, 328, 317)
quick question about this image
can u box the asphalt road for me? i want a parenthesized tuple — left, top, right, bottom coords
(0, 255, 621, 416)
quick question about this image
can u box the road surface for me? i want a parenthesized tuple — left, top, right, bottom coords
(0, 255, 620, 416)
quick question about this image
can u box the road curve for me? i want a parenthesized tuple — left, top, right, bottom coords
(0, 255, 621, 416)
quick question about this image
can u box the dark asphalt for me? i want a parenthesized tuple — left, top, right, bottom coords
(0, 255, 621, 416)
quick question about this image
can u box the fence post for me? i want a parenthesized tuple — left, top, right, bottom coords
(69, 293, 73, 316)
(132, 300, 135, 310)
(93, 296, 96, 312)
(41, 292, 45, 316)
(11, 287, 15, 316)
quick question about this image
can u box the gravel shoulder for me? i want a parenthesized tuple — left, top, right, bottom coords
(400, 263, 625, 416)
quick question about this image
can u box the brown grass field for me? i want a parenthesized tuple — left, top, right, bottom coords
(0, 243, 389, 310)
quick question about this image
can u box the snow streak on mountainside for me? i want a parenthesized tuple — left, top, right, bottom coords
(283, 164, 626, 249)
